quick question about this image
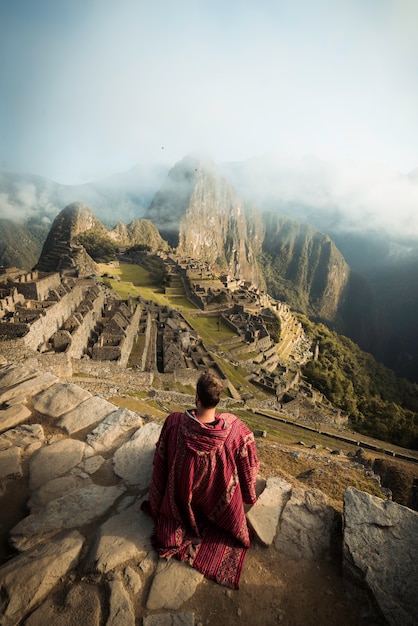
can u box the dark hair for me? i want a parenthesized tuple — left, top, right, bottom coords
(196, 373, 223, 408)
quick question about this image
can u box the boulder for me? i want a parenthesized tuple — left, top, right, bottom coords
(0, 530, 84, 626)
(32, 383, 91, 418)
(343, 486, 418, 626)
(113, 422, 161, 488)
(274, 487, 340, 560)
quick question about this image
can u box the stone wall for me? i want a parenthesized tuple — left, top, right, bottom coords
(22, 285, 84, 351)
(0, 288, 25, 319)
(12, 272, 61, 301)
(119, 304, 141, 368)
(69, 288, 105, 359)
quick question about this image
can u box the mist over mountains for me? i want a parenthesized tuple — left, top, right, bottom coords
(1, 154, 418, 381)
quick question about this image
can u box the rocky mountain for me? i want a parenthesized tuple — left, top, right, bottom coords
(36, 202, 101, 275)
(0, 165, 167, 269)
(145, 156, 378, 353)
(108, 219, 169, 251)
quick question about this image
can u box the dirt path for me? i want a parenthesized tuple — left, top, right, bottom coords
(181, 543, 374, 626)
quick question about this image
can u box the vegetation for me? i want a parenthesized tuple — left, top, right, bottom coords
(300, 316, 418, 450)
(77, 228, 117, 262)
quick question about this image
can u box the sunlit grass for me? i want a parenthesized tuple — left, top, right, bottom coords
(98, 262, 197, 310)
(183, 315, 237, 345)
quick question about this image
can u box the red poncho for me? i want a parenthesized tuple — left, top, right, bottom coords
(145, 410, 259, 588)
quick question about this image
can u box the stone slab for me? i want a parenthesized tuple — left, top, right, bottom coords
(0, 530, 84, 626)
(29, 438, 89, 491)
(146, 560, 204, 611)
(85, 498, 153, 573)
(32, 382, 91, 418)
(0, 447, 22, 481)
(0, 372, 58, 404)
(28, 474, 92, 513)
(0, 363, 38, 392)
(0, 404, 32, 434)
(344, 486, 418, 626)
(86, 407, 143, 453)
(107, 577, 135, 626)
(113, 422, 161, 488)
(10, 484, 126, 552)
(246, 476, 292, 545)
(0, 424, 44, 453)
(274, 487, 339, 560)
(57, 395, 117, 435)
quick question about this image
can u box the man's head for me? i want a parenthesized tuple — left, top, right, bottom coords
(196, 373, 223, 409)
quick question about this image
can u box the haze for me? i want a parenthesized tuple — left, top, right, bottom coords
(1, 0, 417, 182)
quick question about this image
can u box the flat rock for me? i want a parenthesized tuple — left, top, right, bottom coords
(0, 404, 32, 434)
(274, 487, 339, 560)
(113, 422, 162, 488)
(29, 438, 89, 491)
(32, 382, 91, 418)
(107, 577, 136, 626)
(343, 486, 418, 626)
(146, 560, 204, 611)
(0, 447, 22, 481)
(0, 372, 58, 404)
(0, 530, 84, 626)
(124, 565, 143, 595)
(0, 424, 44, 453)
(85, 498, 153, 573)
(86, 407, 143, 453)
(10, 484, 125, 552)
(57, 395, 117, 435)
(28, 474, 92, 513)
(25, 582, 102, 626)
(143, 613, 195, 626)
(0, 363, 38, 392)
(246, 476, 292, 545)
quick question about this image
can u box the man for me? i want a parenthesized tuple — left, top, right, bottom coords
(144, 372, 259, 588)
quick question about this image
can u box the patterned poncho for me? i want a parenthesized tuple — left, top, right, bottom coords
(145, 410, 259, 588)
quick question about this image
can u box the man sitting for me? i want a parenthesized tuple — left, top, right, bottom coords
(144, 372, 259, 588)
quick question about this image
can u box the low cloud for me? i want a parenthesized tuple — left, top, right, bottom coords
(222, 157, 418, 239)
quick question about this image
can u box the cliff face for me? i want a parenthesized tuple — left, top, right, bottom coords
(147, 156, 265, 286)
(260, 213, 351, 321)
(146, 157, 353, 323)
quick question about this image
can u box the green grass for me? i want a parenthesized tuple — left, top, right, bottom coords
(183, 315, 237, 345)
(98, 262, 197, 310)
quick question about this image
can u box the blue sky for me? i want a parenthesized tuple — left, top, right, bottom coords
(1, 0, 417, 183)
